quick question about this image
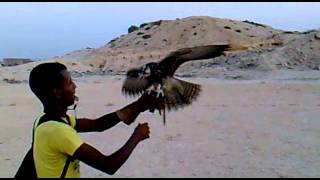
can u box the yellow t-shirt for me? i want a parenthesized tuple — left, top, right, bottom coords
(33, 114, 84, 178)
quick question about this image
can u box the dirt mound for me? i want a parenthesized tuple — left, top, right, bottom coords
(1, 16, 319, 81)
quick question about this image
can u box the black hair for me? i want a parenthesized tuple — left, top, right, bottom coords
(29, 62, 67, 105)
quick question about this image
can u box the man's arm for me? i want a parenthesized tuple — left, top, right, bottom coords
(75, 93, 159, 132)
(73, 123, 150, 175)
(75, 101, 143, 132)
(75, 112, 121, 133)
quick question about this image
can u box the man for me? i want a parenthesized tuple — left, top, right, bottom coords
(28, 62, 158, 177)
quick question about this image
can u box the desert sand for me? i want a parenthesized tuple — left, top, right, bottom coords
(1, 72, 320, 178)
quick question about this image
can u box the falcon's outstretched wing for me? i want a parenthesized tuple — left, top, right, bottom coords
(159, 44, 231, 76)
(122, 67, 151, 97)
(161, 77, 202, 111)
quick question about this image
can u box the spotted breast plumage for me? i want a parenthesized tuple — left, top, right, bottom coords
(122, 44, 235, 125)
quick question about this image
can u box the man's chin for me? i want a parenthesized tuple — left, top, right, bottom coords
(66, 100, 75, 107)
(67, 103, 76, 110)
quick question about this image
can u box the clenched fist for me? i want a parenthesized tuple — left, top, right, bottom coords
(132, 122, 150, 141)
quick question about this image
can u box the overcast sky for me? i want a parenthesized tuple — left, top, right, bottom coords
(1, 2, 320, 60)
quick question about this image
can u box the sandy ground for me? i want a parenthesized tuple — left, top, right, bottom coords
(1, 74, 320, 178)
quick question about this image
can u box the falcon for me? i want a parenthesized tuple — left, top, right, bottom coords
(122, 44, 235, 125)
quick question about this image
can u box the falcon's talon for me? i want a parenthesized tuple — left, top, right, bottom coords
(156, 89, 164, 98)
(146, 85, 155, 95)
(146, 89, 151, 95)
(149, 84, 164, 98)
(146, 83, 164, 97)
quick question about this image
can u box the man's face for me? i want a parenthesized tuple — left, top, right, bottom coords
(59, 70, 77, 107)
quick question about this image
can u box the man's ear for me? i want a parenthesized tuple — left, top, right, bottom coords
(53, 88, 62, 99)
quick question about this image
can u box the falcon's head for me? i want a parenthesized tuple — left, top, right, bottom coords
(125, 62, 157, 80)
(143, 62, 163, 79)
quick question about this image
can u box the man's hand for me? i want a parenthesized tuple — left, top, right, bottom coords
(132, 122, 150, 141)
(73, 122, 150, 175)
(116, 91, 165, 125)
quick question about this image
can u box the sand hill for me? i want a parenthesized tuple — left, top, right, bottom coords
(1, 16, 320, 82)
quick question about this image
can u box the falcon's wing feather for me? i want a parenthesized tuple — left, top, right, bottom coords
(162, 77, 202, 111)
(159, 44, 231, 76)
(122, 67, 151, 97)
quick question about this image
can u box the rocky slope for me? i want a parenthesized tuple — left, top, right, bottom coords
(1, 16, 320, 81)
